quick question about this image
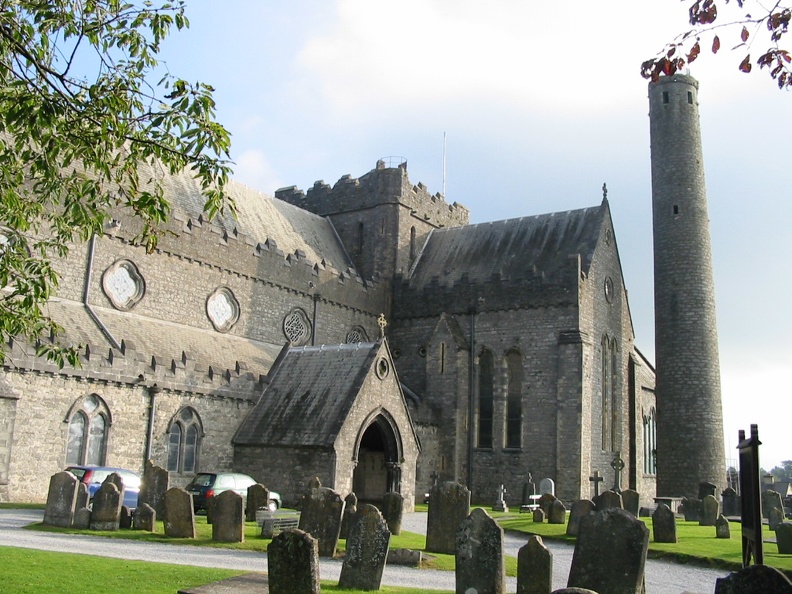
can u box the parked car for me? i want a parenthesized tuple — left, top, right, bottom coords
(65, 465, 141, 509)
(185, 472, 281, 512)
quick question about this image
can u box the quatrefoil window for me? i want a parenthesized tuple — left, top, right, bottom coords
(102, 260, 145, 310)
(283, 308, 312, 346)
(206, 287, 240, 332)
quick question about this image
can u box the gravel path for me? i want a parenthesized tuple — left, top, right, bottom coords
(2, 508, 730, 593)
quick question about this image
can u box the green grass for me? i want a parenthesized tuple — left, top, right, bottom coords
(0, 502, 45, 509)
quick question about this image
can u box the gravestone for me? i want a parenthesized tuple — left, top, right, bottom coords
(722, 487, 740, 517)
(567, 499, 595, 537)
(771, 506, 786, 531)
(652, 503, 677, 543)
(537, 493, 557, 517)
(539, 478, 555, 496)
(595, 489, 623, 511)
(212, 489, 244, 543)
(426, 481, 470, 554)
(119, 506, 133, 529)
(339, 492, 358, 540)
(134, 502, 156, 532)
(89, 481, 122, 531)
(621, 489, 640, 516)
(548, 499, 567, 525)
(72, 482, 91, 529)
(763, 489, 784, 520)
(521, 477, 536, 510)
(268, 529, 320, 594)
(43, 471, 78, 528)
(75, 481, 90, 514)
(245, 483, 270, 522)
(681, 497, 701, 522)
(699, 481, 718, 500)
(381, 491, 404, 535)
(493, 484, 508, 513)
(517, 535, 552, 594)
(106, 472, 125, 501)
(338, 503, 391, 591)
(700, 494, 719, 526)
(533, 508, 546, 523)
(589, 470, 604, 499)
(297, 478, 345, 558)
(456, 507, 505, 594)
(714, 564, 792, 593)
(163, 487, 195, 538)
(716, 514, 731, 539)
(776, 523, 792, 554)
(138, 460, 169, 519)
(567, 508, 649, 594)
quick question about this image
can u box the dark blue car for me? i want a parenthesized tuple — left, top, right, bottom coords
(65, 465, 141, 509)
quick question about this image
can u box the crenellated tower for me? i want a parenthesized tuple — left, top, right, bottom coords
(648, 74, 725, 497)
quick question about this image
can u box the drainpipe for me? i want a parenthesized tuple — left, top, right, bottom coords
(144, 384, 160, 462)
(83, 234, 121, 350)
(467, 305, 477, 491)
(311, 292, 320, 346)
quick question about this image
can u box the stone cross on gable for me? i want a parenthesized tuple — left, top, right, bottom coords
(611, 453, 625, 493)
(589, 470, 604, 498)
(377, 313, 388, 337)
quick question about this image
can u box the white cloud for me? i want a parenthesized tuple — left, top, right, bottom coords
(231, 150, 284, 195)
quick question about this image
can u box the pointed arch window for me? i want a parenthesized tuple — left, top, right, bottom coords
(410, 226, 417, 261)
(477, 349, 494, 449)
(643, 407, 657, 475)
(505, 350, 523, 449)
(65, 394, 110, 465)
(167, 407, 203, 474)
(601, 335, 619, 451)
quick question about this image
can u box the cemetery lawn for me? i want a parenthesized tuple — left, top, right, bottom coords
(0, 546, 454, 594)
(498, 514, 792, 573)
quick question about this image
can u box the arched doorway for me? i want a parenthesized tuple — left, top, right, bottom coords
(352, 412, 403, 503)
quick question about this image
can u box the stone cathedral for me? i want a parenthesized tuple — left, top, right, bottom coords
(13, 74, 745, 508)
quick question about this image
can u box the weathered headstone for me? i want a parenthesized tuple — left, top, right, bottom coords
(381, 491, 404, 535)
(533, 508, 546, 523)
(338, 503, 391, 591)
(246, 483, 270, 522)
(75, 481, 90, 514)
(567, 508, 649, 594)
(621, 489, 640, 516)
(163, 487, 195, 538)
(456, 507, 505, 594)
(776, 522, 792, 554)
(771, 506, 786, 531)
(763, 489, 784, 521)
(138, 460, 169, 519)
(589, 470, 604, 499)
(521, 478, 536, 510)
(212, 489, 244, 543)
(339, 492, 358, 540)
(89, 481, 122, 531)
(681, 497, 701, 522)
(652, 503, 677, 543)
(43, 471, 78, 528)
(106, 472, 126, 502)
(548, 499, 567, 525)
(493, 484, 508, 513)
(517, 535, 552, 594)
(716, 514, 731, 539)
(426, 481, 470, 554)
(595, 489, 623, 511)
(537, 492, 557, 517)
(722, 487, 740, 517)
(72, 482, 91, 529)
(567, 499, 595, 537)
(119, 506, 133, 529)
(268, 529, 320, 594)
(539, 478, 555, 496)
(699, 494, 719, 526)
(134, 502, 156, 532)
(714, 564, 792, 593)
(699, 481, 718, 500)
(297, 478, 345, 557)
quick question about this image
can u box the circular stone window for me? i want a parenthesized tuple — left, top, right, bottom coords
(102, 260, 145, 310)
(375, 357, 390, 379)
(206, 287, 240, 332)
(345, 326, 369, 344)
(283, 308, 312, 346)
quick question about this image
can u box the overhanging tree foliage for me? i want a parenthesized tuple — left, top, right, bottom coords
(0, 0, 233, 366)
(642, 0, 792, 89)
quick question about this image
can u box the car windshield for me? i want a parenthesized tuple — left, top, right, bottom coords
(65, 467, 87, 480)
(188, 474, 215, 487)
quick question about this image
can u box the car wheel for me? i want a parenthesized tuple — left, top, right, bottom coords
(267, 499, 278, 512)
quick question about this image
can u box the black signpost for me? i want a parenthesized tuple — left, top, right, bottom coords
(738, 424, 763, 567)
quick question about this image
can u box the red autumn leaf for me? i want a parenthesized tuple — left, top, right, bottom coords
(741, 26, 749, 42)
(687, 41, 701, 63)
(712, 35, 721, 53)
(739, 54, 752, 73)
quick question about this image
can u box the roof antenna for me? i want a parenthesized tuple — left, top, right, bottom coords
(442, 131, 447, 197)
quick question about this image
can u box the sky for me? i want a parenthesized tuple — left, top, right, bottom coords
(156, 1, 791, 472)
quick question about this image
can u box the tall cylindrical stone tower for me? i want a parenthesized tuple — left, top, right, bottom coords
(648, 74, 725, 497)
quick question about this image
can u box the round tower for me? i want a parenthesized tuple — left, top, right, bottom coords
(648, 74, 725, 497)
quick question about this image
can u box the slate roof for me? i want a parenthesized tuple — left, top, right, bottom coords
(234, 342, 383, 447)
(408, 204, 605, 287)
(160, 168, 353, 273)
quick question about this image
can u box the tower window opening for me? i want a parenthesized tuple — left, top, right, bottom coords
(687, 91, 693, 104)
(440, 342, 446, 374)
(662, 91, 669, 104)
(673, 205, 679, 215)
